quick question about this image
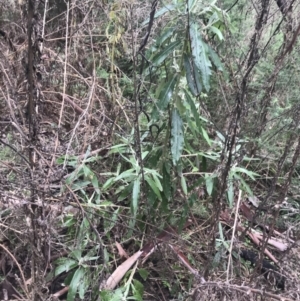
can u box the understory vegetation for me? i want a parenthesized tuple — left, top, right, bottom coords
(1, 0, 300, 300)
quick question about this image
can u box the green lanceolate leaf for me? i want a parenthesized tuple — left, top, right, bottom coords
(145, 176, 162, 200)
(227, 173, 234, 208)
(152, 40, 181, 67)
(132, 177, 141, 217)
(183, 53, 202, 96)
(67, 267, 85, 301)
(209, 25, 224, 41)
(83, 165, 92, 178)
(132, 279, 144, 301)
(91, 174, 100, 194)
(205, 174, 214, 196)
(232, 173, 253, 195)
(171, 109, 184, 165)
(162, 163, 171, 199)
(78, 274, 88, 299)
(55, 258, 78, 276)
(102, 177, 115, 191)
(184, 89, 201, 129)
(192, 60, 203, 94)
(156, 27, 176, 47)
(157, 74, 178, 111)
(232, 167, 259, 180)
(114, 168, 136, 181)
(206, 44, 223, 71)
(189, 23, 212, 91)
(181, 175, 188, 195)
(152, 173, 163, 191)
(138, 269, 149, 281)
(184, 93, 211, 147)
(187, 0, 199, 12)
(201, 126, 211, 146)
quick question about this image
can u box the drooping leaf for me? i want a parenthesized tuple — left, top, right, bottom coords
(178, 203, 189, 233)
(70, 181, 91, 192)
(206, 44, 223, 71)
(85, 201, 113, 209)
(152, 173, 163, 191)
(187, 0, 198, 12)
(233, 173, 253, 195)
(114, 168, 136, 181)
(183, 53, 202, 96)
(70, 249, 82, 261)
(56, 155, 78, 166)
(175, 94, 187, 115)
(171, 109, 184, 165)
(216, 130, 225, 142)
(232, 167, 259, 180)
(109, 144, 127, 154)
(218, 222, 230, 250)
(102, 177, 115, 191)
(187, 118, 197, 137)
(55, 258, 78, 276)
(160, 194, 169, 213)
(91, 174, 100, 194)
(67, 267, 85, 301)
(78, 273, 88, 299)
(190, 23, 202, 62)
(184, 90, 201, 129)
(117, 182, 133, 201)
(99, 288, 124, 301)
(192, 61, 203, 94)
(132, 279, 144, 301)
(138, 269, 149, 281)
(189, 23, 212, 91)
(227, 173, 234, 208)
(201, 126, 211, 146)
(205, 174, 214, 196)
(63, 215, 76, 228)
(145, 176, 162, 201)
(147, 184, 159, 209)
(201, 155, 207, 172)
(157, 75, 178, 111)
(162, 163, 171, 199)
(209, 25, 224, 41)
(181, 176, 188, 195)
(132, 177, 141, 217)
(141, 151, 149, 160)
(103, 248, 110, 264)
(156, 27, 176, 47)
(151, 40, 181, 67)
(188, 176, 205, 192)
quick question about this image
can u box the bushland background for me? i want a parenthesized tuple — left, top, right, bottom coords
(1, 0, 300, 300)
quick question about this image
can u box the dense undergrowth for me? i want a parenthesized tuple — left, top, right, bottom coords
(1, 0, 300, 300)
